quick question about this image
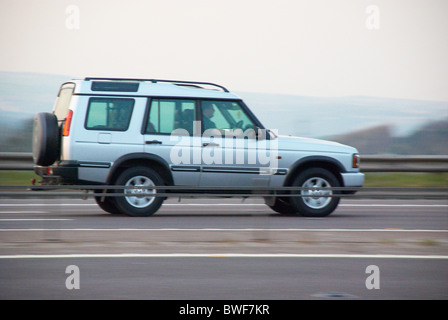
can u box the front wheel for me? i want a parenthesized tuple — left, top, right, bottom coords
(291, 168, 340, 217)
(113, 166, 165, 217)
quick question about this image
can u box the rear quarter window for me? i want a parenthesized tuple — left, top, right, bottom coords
(53, 83, 75, 121)
(85, 98, 135, 131)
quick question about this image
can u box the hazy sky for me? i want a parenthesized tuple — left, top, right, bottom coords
(1, 0, 447, 101)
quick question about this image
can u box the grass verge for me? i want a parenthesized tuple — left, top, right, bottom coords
(0, 171, 40, 185)
(363, 173, 448, 188)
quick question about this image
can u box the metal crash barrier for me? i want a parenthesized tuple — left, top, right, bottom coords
(0, 185, 447, 200)
(1, 152, 448, 172)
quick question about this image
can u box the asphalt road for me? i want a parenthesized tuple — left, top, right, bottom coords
(0, 197, 447, 300)
(0, 197, 447, 230)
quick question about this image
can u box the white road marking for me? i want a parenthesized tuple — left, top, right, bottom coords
(0, 211, 47, 214)
(0, 203, 447, 207)
(340, 204, 448, 207)
(0, 218, 72, 221)
(0, 228, 446, 232)
(0, 253, 447, 259)
(0, 203, 96, 206)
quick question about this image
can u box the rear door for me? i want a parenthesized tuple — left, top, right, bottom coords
(71, 96, 146, 182)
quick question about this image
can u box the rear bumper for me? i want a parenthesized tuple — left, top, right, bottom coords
(34, 162, 79, 185)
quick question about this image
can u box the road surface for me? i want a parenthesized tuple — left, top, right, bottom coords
(0, 197, 447, 300)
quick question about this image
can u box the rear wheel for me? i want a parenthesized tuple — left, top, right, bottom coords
(291, 168, 340, 217)
(113, 166, 165, 217)
(267, 198, 297, 215)
(94, 189, 121, 214)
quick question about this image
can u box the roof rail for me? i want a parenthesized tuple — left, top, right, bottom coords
(84, 77, 229, 92)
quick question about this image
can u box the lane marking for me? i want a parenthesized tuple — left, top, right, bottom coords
(340, 204, 448, 208)
(0, 211, 47, 214)
(0, 204, 96, 206)
(0, 203, 447, 207)
(0, 219, 72, 221)
(0, 228, 446, 232)
(0, 253, 447, 259)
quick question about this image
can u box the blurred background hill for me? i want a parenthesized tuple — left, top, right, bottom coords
(329, 120, 448, 155)
(1, 71, 447, 154)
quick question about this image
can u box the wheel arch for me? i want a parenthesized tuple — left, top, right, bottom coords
(106, 153, 174, 186)
(284, 156, 345, 187)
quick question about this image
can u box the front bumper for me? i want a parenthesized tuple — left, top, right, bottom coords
(341, 172, 365, 192)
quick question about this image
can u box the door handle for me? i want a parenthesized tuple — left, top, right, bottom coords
(145, 140, 162, 144)
(202, 142, 219, 147)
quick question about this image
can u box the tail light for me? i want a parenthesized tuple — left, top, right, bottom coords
(62, 110, 73, 136)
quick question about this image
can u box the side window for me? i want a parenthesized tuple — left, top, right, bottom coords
(85, 98, 134, 131)
(201, 100, 256, 133)
(145, 99, 196, 135)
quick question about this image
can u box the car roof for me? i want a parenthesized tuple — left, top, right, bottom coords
(69, 78, 241, 100)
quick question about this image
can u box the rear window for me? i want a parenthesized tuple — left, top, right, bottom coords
(85, 98, 135, 131)
(53, 83, 75, 121)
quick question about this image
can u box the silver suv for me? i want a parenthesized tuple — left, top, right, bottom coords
(32, 77, 364, 217)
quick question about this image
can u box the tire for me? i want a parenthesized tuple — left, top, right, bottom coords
(32, 112, 60, 166)
(267, 198, 297, 215)
(113, 166, 165, 217)
(291, 168, 340, 217)
(94, 189, 121, 214)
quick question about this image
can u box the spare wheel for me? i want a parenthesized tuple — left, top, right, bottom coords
(32, 112, 60, 166)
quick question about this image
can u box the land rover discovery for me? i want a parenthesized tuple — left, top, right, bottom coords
(32, 78, 364, 217)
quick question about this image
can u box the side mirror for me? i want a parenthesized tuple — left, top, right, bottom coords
(255, 127, 267, 140)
